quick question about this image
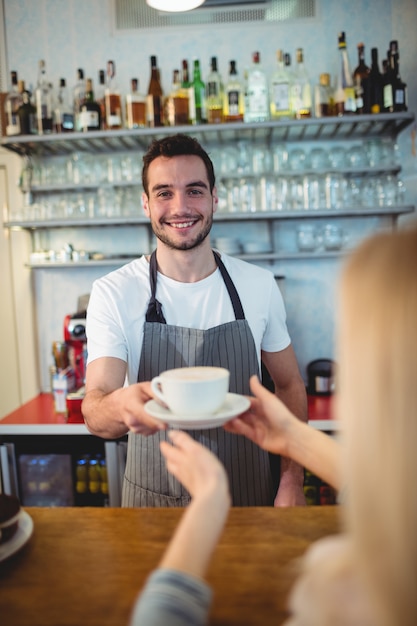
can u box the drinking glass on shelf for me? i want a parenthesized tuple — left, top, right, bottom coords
(257, 176, 276, 212)
(328, 145, 347, 170)
(347, 144, 368, 169)
(325, 173, 346, 209)
(226, 179, 240, 213)
(240, 178, 257, 212)
(271, 143, 289, 173)
(304, 174, 321, 210)
(308, 147, 329, 171)
(322, 224, 344, 251)
(288, 176, 305, 210)
(288, 148, 306, 172)
(296, 224, 319, 252)
(236, 141, 252, 174)
(252, 145, 271, 174)
(274, 177, 290, 210)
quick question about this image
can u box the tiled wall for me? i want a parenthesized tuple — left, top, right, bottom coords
(3, 0, 417, 391)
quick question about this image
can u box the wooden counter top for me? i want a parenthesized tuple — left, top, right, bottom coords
(0, 505, 341, 625)
(0, 393, 337, 434)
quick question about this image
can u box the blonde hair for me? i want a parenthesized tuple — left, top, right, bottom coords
(336, 224, 417, 626)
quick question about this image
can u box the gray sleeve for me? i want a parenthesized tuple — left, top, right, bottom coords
(129, 568, 212, 626)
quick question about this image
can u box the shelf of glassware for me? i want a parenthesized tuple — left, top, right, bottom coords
(12, 204, 414, 269)
(5, 204, 414, 231)
(1, 112, 415, 156)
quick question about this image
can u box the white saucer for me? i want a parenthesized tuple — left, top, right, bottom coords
(0, 510, 34, 562)
(145, 392, 250, 429)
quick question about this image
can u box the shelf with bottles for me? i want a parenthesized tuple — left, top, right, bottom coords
(1, 112, 415, 157)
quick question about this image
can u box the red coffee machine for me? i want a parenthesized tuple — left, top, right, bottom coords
(63, 311, 87, 389)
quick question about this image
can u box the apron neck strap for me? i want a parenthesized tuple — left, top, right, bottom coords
(213, 251, 245, 320)
(145, 251, 167, 323)
(145, 249, 246, 323)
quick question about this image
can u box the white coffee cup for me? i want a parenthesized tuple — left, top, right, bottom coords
(151, 366, 230, 417)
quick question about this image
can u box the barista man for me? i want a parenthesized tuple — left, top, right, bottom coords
(82, 134, 307, 507)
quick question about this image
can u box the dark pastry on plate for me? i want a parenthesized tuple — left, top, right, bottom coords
(0, 493, 21, 545)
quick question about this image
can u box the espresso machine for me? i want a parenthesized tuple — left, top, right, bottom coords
(63, 310, 87, 389)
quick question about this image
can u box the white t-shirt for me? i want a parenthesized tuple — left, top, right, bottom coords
(86, 253, 290, 384)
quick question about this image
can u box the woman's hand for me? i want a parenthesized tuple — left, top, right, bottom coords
(224, 375, 298, 457)
(160, 430, 229, 501)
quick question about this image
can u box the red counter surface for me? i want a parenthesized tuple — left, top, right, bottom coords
(0, 392, 337, 430)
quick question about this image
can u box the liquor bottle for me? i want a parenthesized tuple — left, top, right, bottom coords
(223, 60, 244, 123)
(79, 78, 102, 132)
(314, 73, 333, 118)
(147, 55, 163, 127)
(54, 78, 74, 133)
(73, 68, 86, 131)
(206, 56, 223, 124)
(367, 47, 384, 114)
(97, 69, 106, 129)
(181, 59, 195, 124)
(353, 43, 370, 114)
(125, 78, 147, 128)
(35, 59, 53, 134)
(17, 81, 36, 135)
(190, 59, 207, 125)
(5, 70, 22, 136)
(105, 60, 123, 129)
(270, 49, 291, 120)
(244, 51, 269, 123)
(165, 70, 189, 126)
(383, 40, 407, 113)
(290, 48, 312, 118)
(335, 32, 356, 115)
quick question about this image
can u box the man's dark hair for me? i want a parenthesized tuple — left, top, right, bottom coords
(142, 133, 216, 196)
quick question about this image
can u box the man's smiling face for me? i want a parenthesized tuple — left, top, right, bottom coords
(142, 154, 218, 251)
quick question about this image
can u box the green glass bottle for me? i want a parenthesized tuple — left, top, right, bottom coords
(191, 59, 206, 125)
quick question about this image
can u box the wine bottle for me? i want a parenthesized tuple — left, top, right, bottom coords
(270, 49, 291, 120)
(165, 70, 189, 126)
(79, 78, 102, 132)
(73, 68, 86, 131)
(190, 59, 206, 125)
(367, 47, 384, 114)
(223, 60, 244, 123)
(17, 81, 36, 135)
(314, 73, 333, 118)
(126, 78, 147, 129)
(353, 43, 370, 114)
(383, 40, 407, 112)
(97, 69, 106, 129)
(206, 56, 223, 124)
(35, 59, 53, 134)
(290, 48, 312, 119)
(244, 51, 269, 123)
(5, 70, 22, 136)
(54, 78, 74, 133)
(147, 55, 163, 127)
(105, 60, 123, 129)
(335, 32, 356, 115)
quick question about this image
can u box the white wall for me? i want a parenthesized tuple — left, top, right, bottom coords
(1, 0, 416, 399)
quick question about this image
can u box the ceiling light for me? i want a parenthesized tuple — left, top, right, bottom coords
(146, 0, 205, 11)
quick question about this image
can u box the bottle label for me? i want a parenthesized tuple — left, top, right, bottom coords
(227, 90, 240, 116)
(394, 88, 405, 105)
(383, 84, 393, 109)
(6, 115, 20, 136)
(247, 73, 268, 116)
(272, 82, 290, 111)
(79, 110, 99, 129)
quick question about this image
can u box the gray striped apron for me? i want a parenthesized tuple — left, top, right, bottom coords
(122, 250, 275, 507)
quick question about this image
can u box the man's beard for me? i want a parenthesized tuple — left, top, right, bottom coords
(151, 213, 214, 251)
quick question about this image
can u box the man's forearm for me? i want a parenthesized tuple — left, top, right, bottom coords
(82, 388, 129, 439)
